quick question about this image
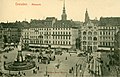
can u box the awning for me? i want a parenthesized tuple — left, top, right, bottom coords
(51, 45, 72, 49)
(98, 47, 110, 51)
(29, 44, 48, 47)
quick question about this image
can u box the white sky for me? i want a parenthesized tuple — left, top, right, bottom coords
(0, 0, 120, 22)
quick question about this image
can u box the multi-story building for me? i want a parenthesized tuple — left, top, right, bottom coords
(81, 23, 98, 52)
(81, 10, 98, 52)
(98, 17, 119, 51)
(81, 11, 120, 52)
(51, 20, 78, 49)
(22, 18, 78, 50)
(98, 26, 117, 49)
(22, 1, 79, 50)
(0, 24, 4, 49)
(1, 22, 21, 47)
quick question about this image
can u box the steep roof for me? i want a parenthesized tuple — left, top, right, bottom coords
(30, 22, 45, 28)
(53, 20, 78, 28)
(1, 23, 18, 28)
(99, 17, 120, 26)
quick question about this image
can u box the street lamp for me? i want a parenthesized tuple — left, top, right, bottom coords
(44, 59, 49, 77)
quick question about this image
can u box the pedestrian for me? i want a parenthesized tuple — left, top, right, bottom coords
(33, 69, 35, 74)
(4, 61, 6, 65)
(65, 57, 67, 60)
(71, 67, 73, 70)
(23, 73, 26, 76)
(108, 67, 110, 71)
(38, 59, 39, 62)
(18, 71, 20, 75)
(37, 66, 39, 70)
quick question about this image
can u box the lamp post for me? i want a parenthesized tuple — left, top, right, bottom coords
(44, 62, 48, 77)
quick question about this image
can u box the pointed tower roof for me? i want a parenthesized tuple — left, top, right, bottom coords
(85, 8, 90, 23)
(61, 0, 67, 20)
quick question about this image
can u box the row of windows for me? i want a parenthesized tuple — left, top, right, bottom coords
(25, 31, 71, 35)
(99, 26, 117, 29)
(29, 32, 44, 35)
(100, 31, 114, 35)
(99, 42, 114, 46)
(30, 40, 43, 44)
(30, 28, 51, 31)
(83, 37, 97, 41)
(25, 40, 71, 45)
(53, 32, 71, 35)
(83, 41, 97, 45)
(24, 32, 29, 35)
(99, 37, 114, 40)
(53, 41, 71, 45)
(34, 31, 51, 35)
(53, 36, 71, 39)
(82, 46, 97, 51)
(27, 35, 71, 40)
(44, 41, 51, 44)
(24, 36, 29, 38)
(83, 26, 97, 29)
(30, 36, 38, 39)
(35, 30, 51, 34)
(83, 31, 97, 35)
(53, 28, 71, 30)
(24, 40, 28, 43)
(45, 36, 51, 39)
(30, 36, 50, 39)
(29, 28, 71, 31)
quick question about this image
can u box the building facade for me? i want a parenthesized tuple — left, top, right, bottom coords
(22, 1, 79, 50)
(81, 10, 98, 52)
(98, 25, 117, 48)
(81, 22, 98, 52)
(98, 17, 119, 51)
(1, 22, 21, 47)
(0, 25, 4, 49)
(81, 12, 120, 52)
(22, 18, 79, 50)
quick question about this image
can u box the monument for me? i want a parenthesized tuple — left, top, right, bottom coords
(4, 37, 36, 71)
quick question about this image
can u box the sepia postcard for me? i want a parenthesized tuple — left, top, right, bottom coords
(0, 0, 120, 77)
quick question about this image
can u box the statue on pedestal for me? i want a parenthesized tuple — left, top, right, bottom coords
(16, 37, 23, 62)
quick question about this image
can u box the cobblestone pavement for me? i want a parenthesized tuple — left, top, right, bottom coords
(0, 48, 87, 77)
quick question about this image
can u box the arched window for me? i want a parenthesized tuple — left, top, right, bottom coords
(83, 31, 86, 35)
(93, 37, 97, 41)
(83, 36, 86, 40)
(83, 46, 86, 51)
(83, 41, 87, 45)
(88, 37, 92, 40)
(88, 31, 92, 35)
(94, 32, 97, 35)
(88, 42, 92, 45)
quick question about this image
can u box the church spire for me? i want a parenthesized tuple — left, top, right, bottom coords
(85, 8, 90, 23)
(61, 0, 67, 20)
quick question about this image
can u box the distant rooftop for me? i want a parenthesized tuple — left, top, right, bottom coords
(99, 17, 120, 26)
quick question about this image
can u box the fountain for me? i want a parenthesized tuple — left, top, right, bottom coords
(4, 37, 36, 71)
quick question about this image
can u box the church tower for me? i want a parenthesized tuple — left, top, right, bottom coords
(61, 0, 67, 20)
(85, 9, 90, 23)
